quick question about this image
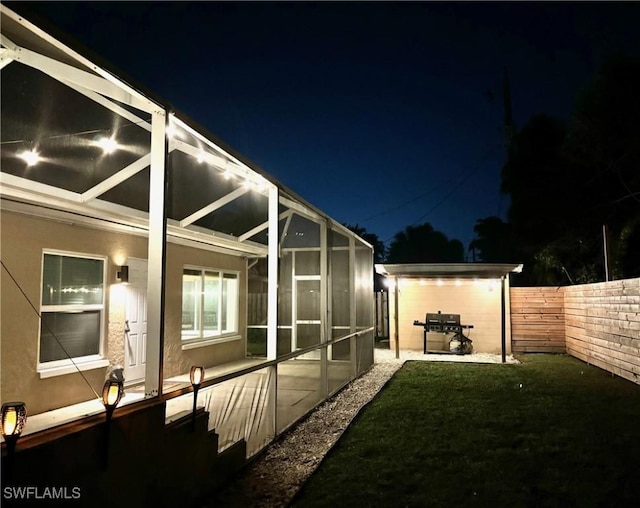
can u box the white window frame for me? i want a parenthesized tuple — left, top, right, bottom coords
(181, 266, 240, 349)
(37, 250, 109, 378)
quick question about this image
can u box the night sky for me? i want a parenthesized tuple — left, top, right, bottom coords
(9, 1, 640, 252)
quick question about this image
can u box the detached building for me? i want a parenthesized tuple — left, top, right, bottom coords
(376, 263, 522, 359)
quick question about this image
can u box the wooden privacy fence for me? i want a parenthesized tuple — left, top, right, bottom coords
(510, 286, 566, 353)
(564, 278, 640, 385)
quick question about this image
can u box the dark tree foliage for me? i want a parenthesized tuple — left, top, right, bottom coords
(342, 223, 386, 264)
(386, 222, 464, 263)
(566, 55, 640, 280)
(468, 216, 513, 263)
(500, 55, 640, 285)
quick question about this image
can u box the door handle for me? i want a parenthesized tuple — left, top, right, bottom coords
(124, 320, 130, 333)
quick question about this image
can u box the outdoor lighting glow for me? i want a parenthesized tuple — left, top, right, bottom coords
(223, 170, 233, 180)
(18, 149, 41, 166)
(197, 151, 206, 164)
(166, 124, 176, 139)
(102, 380, 123, 411)
(455, 279, 462, 286)
(437, 279, 444, 286)
(98, 137, 119, 154)
(243, 179, 253, 190)
(1, 402, 27, 440)
(190, 366, 205, 388)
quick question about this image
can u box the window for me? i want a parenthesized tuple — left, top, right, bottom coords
(182, 268, 238, 342)
(39, 252, 105, 366)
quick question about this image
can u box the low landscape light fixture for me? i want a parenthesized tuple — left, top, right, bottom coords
(101, 380, 123, 468)
(190, 366, 205, 428)
(115, 265, 129, 284)
(102, 379, 124, 422)
(1, 402, 27, 456)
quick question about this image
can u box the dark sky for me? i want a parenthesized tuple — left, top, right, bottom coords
(10, 1, 640, 253)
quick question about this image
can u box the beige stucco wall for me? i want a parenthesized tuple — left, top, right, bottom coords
(389, 278, 512, 355)
(1, 210, 247, 414)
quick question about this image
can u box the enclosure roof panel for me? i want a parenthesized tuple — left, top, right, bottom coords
(375, 263, 523, 278)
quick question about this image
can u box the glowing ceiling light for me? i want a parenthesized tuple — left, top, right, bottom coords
(98, 137, 118, 154)
(243, 179, 253, 190)
(223, 170, 233, 180)
(166, 124, 176, 139)
(455, 279, 462, 286)
(436, 279, 444, 286)
(18, 149, 41, 166)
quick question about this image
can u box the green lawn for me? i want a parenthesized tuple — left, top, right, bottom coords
(292, 355, 640, 508)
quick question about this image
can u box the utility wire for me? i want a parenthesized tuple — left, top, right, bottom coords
(383, 145, 501, 243)
(1, 259, 101, 400)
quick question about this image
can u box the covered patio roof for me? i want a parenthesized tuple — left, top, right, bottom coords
(375, 263, 524, 279)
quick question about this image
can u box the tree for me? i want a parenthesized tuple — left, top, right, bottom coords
(468, 216, 512, 263)
(500, 55, 640, 284)
(565, 54, 640, 279)
(386, 222, 464, 263)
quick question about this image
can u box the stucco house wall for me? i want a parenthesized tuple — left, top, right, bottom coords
(0, 210, 247, 414)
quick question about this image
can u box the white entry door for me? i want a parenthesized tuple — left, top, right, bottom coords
(124, 258, 147, 384)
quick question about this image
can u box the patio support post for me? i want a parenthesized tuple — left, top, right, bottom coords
(267, 184, 279, 360)
(349, 235, 357, 376)
(320, 218, 328, 398)
(267, 185, 278, 438)
(501, 276, 506, 363)
(394, 276, 400, 360)
(145, 109, 168, 396)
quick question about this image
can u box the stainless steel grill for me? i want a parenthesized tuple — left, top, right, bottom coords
(413, 311, 473, 354)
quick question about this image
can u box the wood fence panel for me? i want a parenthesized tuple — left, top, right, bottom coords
(564, 277, 640, 385)
(510, 287, 565, 353)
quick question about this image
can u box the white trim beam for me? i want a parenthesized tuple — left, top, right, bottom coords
(60, 79, 152, 132)
(170, 138, 265, 185)
(0, 33, 18, 51)
(279, 196, 322, 221)
(2, 6, 158, 112)
(11, 46, 154, 113)
(0, 172, 82, 203)
(179, 186, 249, 228)
(0, 47, 14, 69)
(81, 153, 150, 203)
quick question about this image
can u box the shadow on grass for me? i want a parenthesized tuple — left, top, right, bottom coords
(292, 354, 640, 508)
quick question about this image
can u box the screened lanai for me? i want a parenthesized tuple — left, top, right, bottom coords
(0, 4, 374, 460)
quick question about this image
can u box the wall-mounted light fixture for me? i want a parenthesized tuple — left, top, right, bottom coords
(115, 265, 129, 284)
(190, 366, 205, 429)
(1, 402, 27, 479)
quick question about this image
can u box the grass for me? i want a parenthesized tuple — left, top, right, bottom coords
(292, 355, 640, 508)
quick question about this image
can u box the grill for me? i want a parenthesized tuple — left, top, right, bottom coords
(413, 311, 473, 354)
